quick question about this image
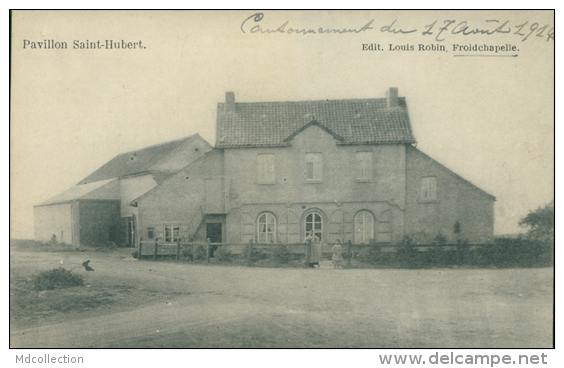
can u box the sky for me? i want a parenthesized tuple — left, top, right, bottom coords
(10, 10, 554, 239)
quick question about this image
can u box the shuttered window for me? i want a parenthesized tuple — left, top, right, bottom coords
(258, 154, 275, 183)
(356, 151, 373, 180)
(306, 153, 322, 181)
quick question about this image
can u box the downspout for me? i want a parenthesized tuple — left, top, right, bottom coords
(404, 145, 408, 244)
(70, 201, 74, 246)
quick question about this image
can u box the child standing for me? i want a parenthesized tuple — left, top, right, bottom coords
(332, 239, 344, 269)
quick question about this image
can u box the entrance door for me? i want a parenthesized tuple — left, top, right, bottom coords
(206, 223, 222, 243)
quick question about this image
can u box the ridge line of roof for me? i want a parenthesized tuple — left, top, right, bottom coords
(147, 133, 211, 172)
(115, 133, 200, 157)
(217, 97, 406, 105)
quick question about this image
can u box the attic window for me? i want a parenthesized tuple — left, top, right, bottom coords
(420, 177, 437, 201)
(130, 157, 134, 160)
(195, 148, 199, 152)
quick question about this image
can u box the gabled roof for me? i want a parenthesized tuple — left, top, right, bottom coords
(78, 134, 203, 185)
(408, 146, 496, 200)
(36, 179, 120, 206)
(283, 119, 344, 142)
(216, 97, 416, 148)
(130, 148, 224, 206)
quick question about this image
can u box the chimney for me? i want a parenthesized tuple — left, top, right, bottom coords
(386, 87, 398, 107)
(225, 92, 235, 113)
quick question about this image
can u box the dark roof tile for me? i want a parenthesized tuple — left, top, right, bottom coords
(78, 134, 199, 185)
(216, 98, 415, 147)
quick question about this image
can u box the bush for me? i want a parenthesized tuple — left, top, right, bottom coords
(33, 267, 84, 291)
(242, 246, 268, 263)
(433, 233, 448, 246)
(271, 245, 292, 264)
(194, 245, 207, 260)
(396, 236, 420, 268)
(181, 247, 193, 260)
(356, 246, 382, 265)
(214, 246, 232, 262)
(396, 246, 420, 268)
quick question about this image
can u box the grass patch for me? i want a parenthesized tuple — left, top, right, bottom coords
(10, 239, 129, 253)
(33, 268, 84, 291)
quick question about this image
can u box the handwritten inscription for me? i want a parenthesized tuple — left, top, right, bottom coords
(513, 21, 554, 42)
(240, 13, 554, 43)
(241, 13, 374, 35)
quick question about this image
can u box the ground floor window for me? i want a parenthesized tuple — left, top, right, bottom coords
(355, 211, 374, 244)
(257, 212, 276, 243)
(305, 212, 323, 241)
(164, 224, 180, 243)
(147, 227, 154, 239)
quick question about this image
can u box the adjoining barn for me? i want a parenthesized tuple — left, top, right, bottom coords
(34, 134, 212, 246)
(133, 89, 495, 250)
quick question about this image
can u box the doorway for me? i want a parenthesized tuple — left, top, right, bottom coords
(125, 216, 136, 247)
(206, 223, 222, 243)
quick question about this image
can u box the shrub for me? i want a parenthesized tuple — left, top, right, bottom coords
(214, 246, 232, 262)
(242, 246, 268, 263)
(33, 267, 84, 291)
(194, 245, 207, 260)
(433, 233, 448, 246)
(356, 246, 382, 265)
(396, 236, 420, 268)
(271, 245, 292, 264)
(396, 246, 420, 268)
(181, 247, 193, 260)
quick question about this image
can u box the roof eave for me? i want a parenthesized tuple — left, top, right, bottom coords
(215, 143, 291, 149)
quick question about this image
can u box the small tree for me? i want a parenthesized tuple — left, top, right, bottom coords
(519, 200, 554, 245)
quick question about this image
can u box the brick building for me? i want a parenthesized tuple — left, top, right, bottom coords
(133, 89, 495, 247)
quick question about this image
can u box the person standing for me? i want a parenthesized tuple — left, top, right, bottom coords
(304, 230, 321, 268)
(332, 239, 344, 269)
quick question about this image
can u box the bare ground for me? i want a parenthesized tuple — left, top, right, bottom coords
(10, 244, 553, 348)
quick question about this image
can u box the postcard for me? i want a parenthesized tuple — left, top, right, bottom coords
(10, 10, 554, 355)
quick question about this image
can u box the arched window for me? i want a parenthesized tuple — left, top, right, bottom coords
(355, 211, 374, 244)
(257, 213, 276, 243)
(305, 212, 323, 241)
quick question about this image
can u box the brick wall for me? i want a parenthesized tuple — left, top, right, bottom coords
(405, 146, 495, 244)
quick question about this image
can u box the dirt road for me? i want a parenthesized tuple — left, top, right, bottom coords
(10, 249, 554, 348)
